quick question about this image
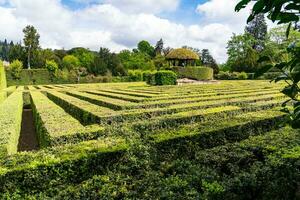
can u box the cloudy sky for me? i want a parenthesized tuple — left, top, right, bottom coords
(0, 0, 258, 63)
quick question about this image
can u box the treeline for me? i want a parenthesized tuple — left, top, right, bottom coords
(223, 14, 300, 73)
(0, 26, 218, 79)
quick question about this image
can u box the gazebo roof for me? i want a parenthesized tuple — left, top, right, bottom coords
(166, 48, 200, 60)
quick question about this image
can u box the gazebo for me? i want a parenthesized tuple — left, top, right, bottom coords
(166, 48, 200, 67)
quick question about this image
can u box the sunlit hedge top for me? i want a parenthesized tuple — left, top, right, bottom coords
(166, 48, 200, 60)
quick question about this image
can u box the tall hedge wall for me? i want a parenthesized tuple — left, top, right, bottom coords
(175, 66, 213, 80)
(6, 69, 51, 86)
(0, 62, 7, 90)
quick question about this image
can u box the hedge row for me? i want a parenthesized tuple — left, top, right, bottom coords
(153, 109, 285, 146)
(99, 89, 157, 98)
(85, 90, 146, 103)
(132, 100, 285, 132)
(0, 62, 6, 90)
(66, 91, 137, 110)
(30, 91, 104, 147)
(145, 71, 177, 86)
(29, 115, 295, 199)
(143, 87, 279, 102)
(151, 126, 300, 199)
(175, 66, 214, 80)
(46, 91, 114, 125)
(0, 138, 128, 194)
(0, 90, 23, 157)
(137, 91, 283, 109)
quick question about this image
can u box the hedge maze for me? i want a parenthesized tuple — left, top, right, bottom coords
(0, 81, 299, 198)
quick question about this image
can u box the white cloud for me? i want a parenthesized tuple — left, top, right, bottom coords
(102, 0, 180, 14)
(0, 0, 264, 63)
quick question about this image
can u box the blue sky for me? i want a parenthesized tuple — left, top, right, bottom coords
(0, 0, 253, 62)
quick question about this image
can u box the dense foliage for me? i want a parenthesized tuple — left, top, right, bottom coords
(0, 81, 298, 198)
(235, 0, 300, 128)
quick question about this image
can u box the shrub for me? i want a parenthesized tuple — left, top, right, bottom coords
(10, 60, 23, 80)
(0, 90, 23, 157)
(176, 66, 213, 80)
(143, 70, 157, 85)
(45, 60, 59, 78)
(128, 70, 143, 82)
(237, 72, 248, 80)
(0, 61, 6, 89)
(154, 70, 177, 85)
(142, 70, 156, 81)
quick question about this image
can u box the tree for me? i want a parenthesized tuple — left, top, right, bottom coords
(201, 49, 219, 74)
(153, 54, 167, 70)
(226, 33, 259, 73)
(235, 0, 300, 128)
(45, 60, 58, 80)
(62, 55, 80, 71)
(137, 40, 155, 57)
(154, 39, 164, 55)
(118, 50, 155, 71)
(9, 60, 23, 80)
(245, 13, 268, 51)
(68, 47, 95, 69)
(23, 25, 40, 69)
(8, 43, 26, 63)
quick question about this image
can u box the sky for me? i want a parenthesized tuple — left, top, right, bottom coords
(0, 0, 259, 63)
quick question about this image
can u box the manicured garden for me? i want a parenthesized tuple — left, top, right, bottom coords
(0, 80, 299, 198)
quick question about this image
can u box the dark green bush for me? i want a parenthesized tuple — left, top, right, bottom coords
(154, 71, 177, 85)
(176, 66, 213, 80)
(142, 70, 156, 81)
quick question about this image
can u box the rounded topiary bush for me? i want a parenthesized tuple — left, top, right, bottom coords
(153, 71, 177, 85)
(177, 66, 213, 80)
(145, 70, 176, 85)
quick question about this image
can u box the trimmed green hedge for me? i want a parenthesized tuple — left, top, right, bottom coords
(0, 62, 7, 90)
(0, 90, 23, 157)
(30, 91, 104, 147)
(6, 69, 51, 86)
(146, 71, 177, 86)
(175, 66, 213, 80)
(0, 138, 128, 194)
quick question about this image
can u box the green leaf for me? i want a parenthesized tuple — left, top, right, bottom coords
(253, 0, 265, 14)
(235, 0, 251, 11)
(282, 85, 298, 99)
(254, 64, 273, 78)
(274, 74, 288, 83)
(285, 3, 300, 11)
(291, 71, 300, 83)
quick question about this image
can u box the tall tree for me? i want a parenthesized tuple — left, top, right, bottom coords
(137, 40, 155, 57)
(23, 25, 40, 69)
(154, 39, 164, 55)
(245, 13, 268, 51)
(226, 33, 259, 73)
